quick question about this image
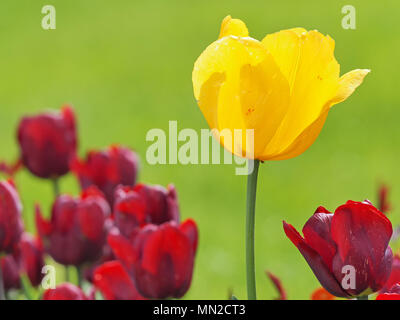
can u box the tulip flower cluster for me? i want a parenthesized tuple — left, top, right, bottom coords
(0, 15, 395, 302)
(0, 106, 198, 300)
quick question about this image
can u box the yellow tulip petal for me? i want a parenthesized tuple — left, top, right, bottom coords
(218, 15, 249, 39)
(193, 37, 266, 101)
(193, 34, 290, 158)
(197, 72, 225, 130)
(239, 57, 290, 156)
(262, 30, 340, 156)
(261, 29, 302, 90)
(264, 109, 329, 161)
(329, 69, 370, 106)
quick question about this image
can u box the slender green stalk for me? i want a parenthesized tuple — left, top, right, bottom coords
(0, 262, 5, 300)
(246, 159, 260, 300)
(357, 295, 369, 300)
(52, 178, 60, 198)
(65, 266, 70, 282)
(77, 266, 83, 287)
(21, 275, 34, 300)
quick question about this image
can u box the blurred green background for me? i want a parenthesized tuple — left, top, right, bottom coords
(1, 0, 399, 299)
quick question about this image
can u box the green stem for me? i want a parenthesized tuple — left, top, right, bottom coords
(77, 266, 83, 287)
(0, 261, 5, 300)
(357, 295, 369, 300)
(65, 266, 70, 282)
(21, 275, 34, 300)
(246, 159, 260, 300)
(52, 178, 60, 198)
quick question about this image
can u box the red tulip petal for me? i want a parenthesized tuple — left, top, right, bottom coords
(108, 231, 137, 270)
(266, 271, 287, 300)
(382, 255, 400, 292)
(93, 261, 145, 300)
(179, 219, 198, 253)
(35, 204, 52, 236)
(43, 283, 87, 300)
(302, 212, 336, 270)
(78, 196, 109, 241)
(283, 221, 348, 297)
(331, 201, 393, 294)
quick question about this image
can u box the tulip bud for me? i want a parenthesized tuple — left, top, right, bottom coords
(71, 145, 139, 206)
(17, 106, 77, 178)
(43, 283, 88, 300)
(0, 180, 24, 253)
(36, 186, 111, 266)
(108, 219, 198, 299)
(283, 200, 393, 298)
(113, 184, 180, 239)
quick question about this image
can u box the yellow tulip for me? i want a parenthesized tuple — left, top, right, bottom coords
(192, 16, 369, 160)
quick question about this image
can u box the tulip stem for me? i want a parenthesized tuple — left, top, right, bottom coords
(357, 295, 368, 300)
(0, 262, 5, 300)
(52, 178, 60, 198)
(65, 266, 70, 283)
(77, 267, 83, 287)
(245, 159, 260, 300)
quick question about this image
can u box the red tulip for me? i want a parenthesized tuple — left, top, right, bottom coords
(43, 283, 88, 300)
(17, 106, 77, 178)
(36, 186, 111, 266)
(376, 283, 400, 300)
(93, 261, 145, 300)
(0, 254, 20, 291)
(114, 184, 179, 239)
(71, 145, 139, 206)
(0, 180, 23, 253)
(108, 219, 198, 299)
(283, 200, 393, 298)
(19, 233, 45, 287)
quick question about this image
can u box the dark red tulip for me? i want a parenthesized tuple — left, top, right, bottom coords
(93, 261, 145, 300)
(0, 254, 20, 291)
(36, 186, 111, 266)
(108, 219, 198, 299)
(17, 106, 77, 179)
(114, 184, 179, 239)
(19, 233, 45, 287)
(0, 180, 24, 253)
(43, 283, 88, 300)
(283, 200, 393, 298)
(71, 145, 139, 206)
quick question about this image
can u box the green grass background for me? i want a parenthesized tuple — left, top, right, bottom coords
(1, 0, 399, 299)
